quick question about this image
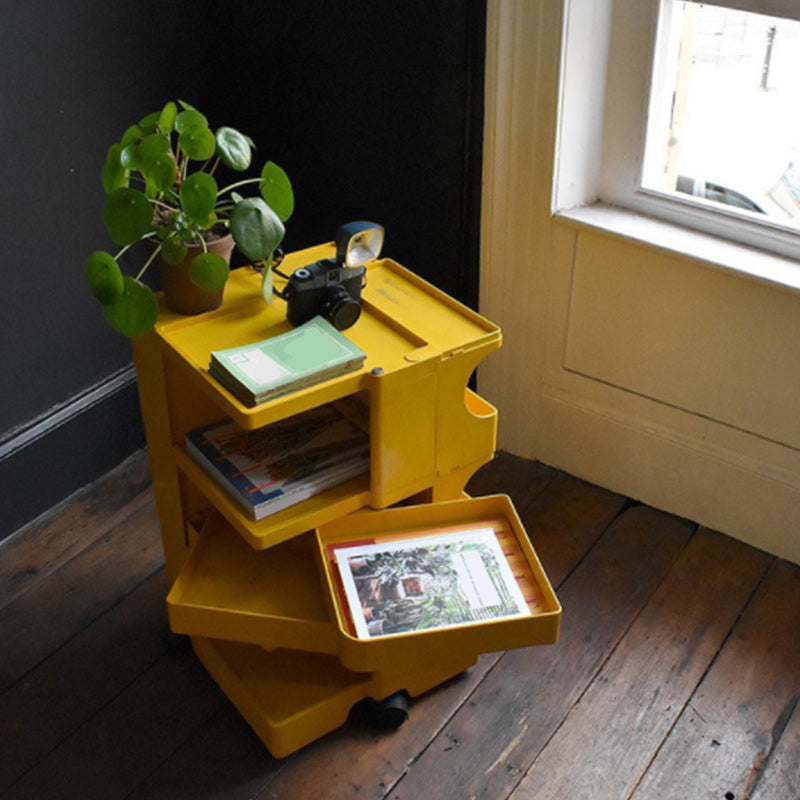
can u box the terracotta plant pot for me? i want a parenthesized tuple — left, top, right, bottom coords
(159, 233, 235, 315)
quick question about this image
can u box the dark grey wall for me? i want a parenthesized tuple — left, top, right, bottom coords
(0, 0, 486, 542)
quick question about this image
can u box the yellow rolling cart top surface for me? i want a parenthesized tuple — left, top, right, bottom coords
(132, 241, 560, 758)
(155, 243, 500, 430)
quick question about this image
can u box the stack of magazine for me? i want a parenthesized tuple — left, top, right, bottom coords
(209, 316, 367, 407)
(184, 404, 370, 520)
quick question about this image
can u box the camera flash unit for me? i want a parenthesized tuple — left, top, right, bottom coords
(336, 221, 384, 268)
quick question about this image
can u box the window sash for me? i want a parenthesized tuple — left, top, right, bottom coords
(681, 0, 800, 22)
(589, 0, 800, 260)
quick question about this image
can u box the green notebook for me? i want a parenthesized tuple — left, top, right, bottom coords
(209, 316, 367, 406)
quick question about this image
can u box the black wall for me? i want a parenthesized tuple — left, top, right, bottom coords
(0, 0, 486, 542)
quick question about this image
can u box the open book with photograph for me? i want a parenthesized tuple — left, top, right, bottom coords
(332, 527, 532, 639)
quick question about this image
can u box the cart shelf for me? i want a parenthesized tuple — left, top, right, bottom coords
(174, 447, 372, 551)
(192, 637, 476, 758)
(167, 517, 339, 653)
(154, 245, 500, 431)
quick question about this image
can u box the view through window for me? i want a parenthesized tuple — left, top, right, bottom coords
(642, 2, 800, 229)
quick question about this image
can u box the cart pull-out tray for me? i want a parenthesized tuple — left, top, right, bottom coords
(316, 494, 561, 672)
(168, 494, 561, 674)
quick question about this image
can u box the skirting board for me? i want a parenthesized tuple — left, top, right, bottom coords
(0, 366, 146, 544)
(529, 389, 800, 567)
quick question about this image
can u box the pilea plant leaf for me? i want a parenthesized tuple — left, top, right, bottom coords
(175, 108, 208, 133)
(139, 111, 161, 133)
(200, 211, 219, 230)
(179, 124, 216, 160)
(180, 172, 218, 223)
(260, 162, 294, 222)
(101, 144, 128, 194)
(103, 276, 159, 337)
(104, 187, 153, 246)
(120, 143, 140, 170)
(159, 101, 177, 134)
(229, 197, 285, 262)
(138, 134, 175, 194)
(215, 127, 252, 171)
(160, 236, 188, 265)
(189, 252, 229, 292)
(139, 133, 170, 160)
(148, 153, 178, 192)
(120, 124, 142, 148)
(172, 210, 200, 242)
(86, 251, 124, 304)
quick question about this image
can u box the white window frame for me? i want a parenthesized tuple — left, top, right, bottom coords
(555, 0, 800, 265)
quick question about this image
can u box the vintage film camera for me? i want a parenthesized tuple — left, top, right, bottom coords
(276, 221, 384, 330)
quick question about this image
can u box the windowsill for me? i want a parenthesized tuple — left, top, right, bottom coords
(556, 203, 800, 294)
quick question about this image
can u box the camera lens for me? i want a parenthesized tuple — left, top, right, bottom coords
(321, 284, 361, 330)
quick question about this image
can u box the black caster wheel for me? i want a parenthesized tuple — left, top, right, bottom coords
(360, 691, 410, 730)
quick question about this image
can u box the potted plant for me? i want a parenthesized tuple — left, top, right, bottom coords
(86, 100, 293, 337)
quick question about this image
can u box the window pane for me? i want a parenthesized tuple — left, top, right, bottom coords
(643, 2, 800, 228)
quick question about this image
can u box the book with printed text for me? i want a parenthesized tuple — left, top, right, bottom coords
(209, 316, 366, 406)
(184, 404, 369, 520)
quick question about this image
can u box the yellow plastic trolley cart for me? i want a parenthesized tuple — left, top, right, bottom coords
(132, 242, 562, 758)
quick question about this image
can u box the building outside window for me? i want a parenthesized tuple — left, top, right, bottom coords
(642, 2, 800, 230)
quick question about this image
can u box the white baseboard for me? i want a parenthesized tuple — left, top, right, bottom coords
(525, 389, 800, 566)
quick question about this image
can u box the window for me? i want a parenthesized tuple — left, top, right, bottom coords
(556, 0, 800, 262)
(642, 2, 800, 230)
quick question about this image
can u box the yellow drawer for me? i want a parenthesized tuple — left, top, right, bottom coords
(315, 494, 561, 673)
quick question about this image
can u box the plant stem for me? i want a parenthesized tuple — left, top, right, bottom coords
(115, 231, 157, 263)
(114, 243, 134, 262)
(135, 241, 162, 281)
(218, 177, 261, 196)
(149, 198, 176, 211)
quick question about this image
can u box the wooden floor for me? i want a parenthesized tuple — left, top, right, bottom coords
(1, 450, 799, 800)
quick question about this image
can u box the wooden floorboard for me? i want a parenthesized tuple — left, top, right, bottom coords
(1, 452, 798, 800)
(0, 491, 162, 693)
(750, 695, 800, 800)
(508, 529, 772, 800)
(630, 558, 800, 800)
(0, 451, 151, 611)
(0, 570, 169, 793)
(389, 507, 694, 800)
